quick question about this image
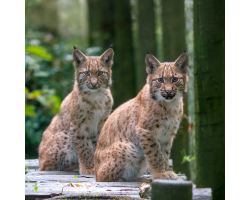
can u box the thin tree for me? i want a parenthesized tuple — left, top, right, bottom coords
(25, 0, 59, 36)
(87, 0, 135, 108)
(161, 0, 190, 178)
(193, 0, 225, 199)
(136, 0, 157, 93)
(87, 0, 114, 49)
(112, 0, 136, 108)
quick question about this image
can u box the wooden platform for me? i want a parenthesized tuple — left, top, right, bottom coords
(25, 159, 173, 171)
(25, 159, 212, 199)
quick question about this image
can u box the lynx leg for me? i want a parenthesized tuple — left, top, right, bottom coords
(136, 126, 177, 180)
(39, 142, 64, 171)
(161, 135, 174, 170)
(96, 158, 126, 182)
(39, 151, 64, 171)
(70, 124, 96, 175)
(96, 143, 145, 182)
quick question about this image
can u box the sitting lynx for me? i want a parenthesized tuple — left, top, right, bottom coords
(39, 46, 114, 175)
(94, 52, 188, 181)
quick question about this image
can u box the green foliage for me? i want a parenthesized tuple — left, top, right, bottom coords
(181, 149, 195, 164)
(25, 25, 75, 158)
(25, 166, 30, 174)
(33, 181, 40, 192)
(25, 24, 102, 158)
(84, 46, 102, 56)
(25, 46, 53, 60)
(73, 176, 80, 183)
(25, 87, 61, 115)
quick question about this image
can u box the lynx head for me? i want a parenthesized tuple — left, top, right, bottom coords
(145, 52, 189, 102)
(72, 46, 114, 92)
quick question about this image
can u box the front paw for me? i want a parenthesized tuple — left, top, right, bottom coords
(80, 167, 95, 175)
(153, 171, 177, 180)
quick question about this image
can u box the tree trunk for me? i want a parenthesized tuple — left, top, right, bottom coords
(87, 0, 114, 49)
(161, 0, 190, 179)
(112, 0, 136, 108)
(193, 0, 225, 199)
(25, 0, 58, 36)
(136, 0, 157, 93)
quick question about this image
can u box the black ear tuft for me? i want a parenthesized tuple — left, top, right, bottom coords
(110, 44, 113, 49)
(147, 51, 150, 54)
(183, 49, 186, 53)
(74, 46, 77, 50)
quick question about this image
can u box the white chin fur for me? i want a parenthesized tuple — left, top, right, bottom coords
(89, 88, 100, 92)
(163, 98, 175, 102)
(155, 92, 182, 103)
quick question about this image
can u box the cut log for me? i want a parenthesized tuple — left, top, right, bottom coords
(152, 180, 192, 200)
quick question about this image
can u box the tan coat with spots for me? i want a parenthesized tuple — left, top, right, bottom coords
(94, 52, 189, 181)
(39, 47, 114, 175)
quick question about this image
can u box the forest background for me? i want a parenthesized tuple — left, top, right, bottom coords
(25, 0, 225, 199)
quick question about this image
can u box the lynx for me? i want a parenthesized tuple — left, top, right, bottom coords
(94, 52, 188, 181)
(38, 46, 114, 175)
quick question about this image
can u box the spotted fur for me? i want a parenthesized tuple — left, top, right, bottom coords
(94, 52, 189, 181)
(38, 47, 114, 175)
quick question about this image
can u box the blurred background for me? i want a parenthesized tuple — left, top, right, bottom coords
(25, 0, 201, 184)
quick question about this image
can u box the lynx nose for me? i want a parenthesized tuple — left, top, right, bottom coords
(91, 78, 97, 86)
(165, 87, 173, 95)
(165, 90, 172, 95)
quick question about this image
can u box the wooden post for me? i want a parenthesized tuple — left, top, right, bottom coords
(194, 0, 225, 199)
(136, 0, 157, 93)
(152, 180, 192, 200)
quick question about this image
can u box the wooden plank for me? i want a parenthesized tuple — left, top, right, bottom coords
(25, 159, 173, 171)
(26, 174, 186, 183)
(48, 194, 141, 199)
(192, 188, 212, 200)
(25, 175, 96, 183)
(25, 182, 140, 198)
(25, 182, 143, 188)
(25, 159, 39, 169)
(25, 182, 211, 200)
(26, 171, 81, 176)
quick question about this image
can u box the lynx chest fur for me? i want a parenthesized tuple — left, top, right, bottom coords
(39, 46, 114, 175)
(95, 52, 188, 182)
(155, 100, 183, 150)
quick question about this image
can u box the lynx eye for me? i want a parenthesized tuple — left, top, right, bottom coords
(84, 71, 91, 76)
(157, 78, 164, 83)
(172, 77, 179, 82)
(98, 71, 104, 76)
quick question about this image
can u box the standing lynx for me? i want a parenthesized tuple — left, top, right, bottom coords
(39, 46, 114, 175)
(94, 52, 188, 181)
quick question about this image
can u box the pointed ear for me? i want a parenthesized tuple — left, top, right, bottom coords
(145, 54, 161, 74)
(174, 53, 189, 74)
(100, 48, 114, 66)
(73, 49, 87, 67)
